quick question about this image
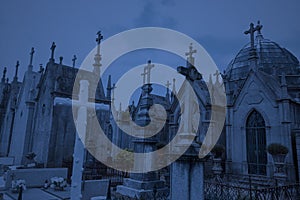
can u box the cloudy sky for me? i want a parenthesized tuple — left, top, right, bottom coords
(1, 0, 300, 82)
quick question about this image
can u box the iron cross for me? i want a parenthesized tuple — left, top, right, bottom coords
(244, 22, 260, 49)
(72, 55, 77, 67)
(96, 31, 103, 45)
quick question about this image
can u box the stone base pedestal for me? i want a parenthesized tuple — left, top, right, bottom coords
(116, 178, 168, 199)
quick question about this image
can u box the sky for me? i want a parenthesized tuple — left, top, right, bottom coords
(1, 0, 300, 84)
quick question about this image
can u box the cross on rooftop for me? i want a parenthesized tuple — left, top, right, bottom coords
(72, 55, 77, 67)
(96, 31, 103, 45)
(244, 22, 261, 49)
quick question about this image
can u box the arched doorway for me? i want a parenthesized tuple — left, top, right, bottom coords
(246, 110, 267, 175)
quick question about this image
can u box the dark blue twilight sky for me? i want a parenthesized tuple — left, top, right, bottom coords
(0, 0, 300, 83)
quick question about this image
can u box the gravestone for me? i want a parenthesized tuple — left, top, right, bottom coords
(82, 179, 111, 200)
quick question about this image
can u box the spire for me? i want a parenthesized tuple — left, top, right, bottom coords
(72, 55, 77, 68)
(93, 31, 103, 75)
(28, 47, 35, 71)
(50, 42, 56, 62)
(106, 75, 112, 100)
(14, 61, 19, 81)
(1, 67, 7, 83)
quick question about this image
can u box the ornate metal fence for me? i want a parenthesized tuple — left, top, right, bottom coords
(204, 181, 300, 200)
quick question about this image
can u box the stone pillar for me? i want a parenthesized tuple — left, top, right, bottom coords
(116, 84, 168, 199)
(170, 144, 204, 200)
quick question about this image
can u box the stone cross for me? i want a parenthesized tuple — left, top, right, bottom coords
(29, 47, 35, 66)
(244, 22, 260, 49)
(145, 60, 154, 84)
(185, 43, 197, 66)
(50, 42, 56, 60)
(72, 55, 77, 68)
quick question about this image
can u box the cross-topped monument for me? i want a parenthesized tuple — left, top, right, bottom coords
(50, 42, 56, 61)
(93, 31, 103, 73)
(185, 43, 197, 66)
(72, 55, 77, 68)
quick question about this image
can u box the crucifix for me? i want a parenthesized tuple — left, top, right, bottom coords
(50, 42, 56, 60)
(244, 22, 260, 49)
(145, 60, 154, 84)
(29, 47, 35, 66)
(72, 55, 77, 68)
(185, 43, 197, 66)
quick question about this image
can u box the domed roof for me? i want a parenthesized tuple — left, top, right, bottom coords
(226, 33, 299, 80)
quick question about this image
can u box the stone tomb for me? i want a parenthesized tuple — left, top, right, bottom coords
(4, 168, 68, 189)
